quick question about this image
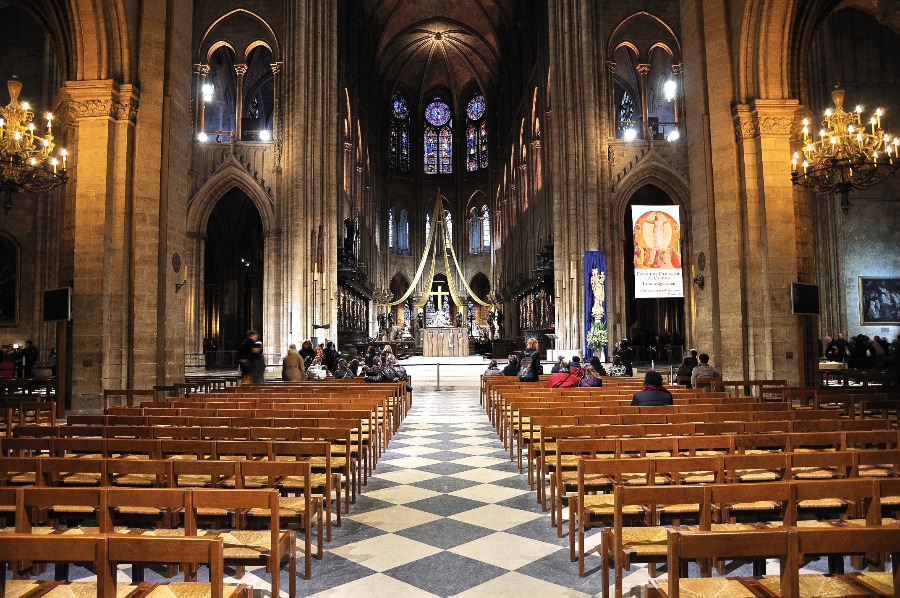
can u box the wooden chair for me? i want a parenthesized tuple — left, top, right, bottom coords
(572, 457, 654, 574)
(239, 459, 320, 579)
(273, 439, 340, 540)
(0, 534, 110, 597)
(655, 528, 793, 598)
(189, 488, 297, 598)
(551, 437, 617, 537)
(107, 535, 251, 598)
(602, 484, 710, 598)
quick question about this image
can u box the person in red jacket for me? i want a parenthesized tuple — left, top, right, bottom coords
(547, 360, 582, 388)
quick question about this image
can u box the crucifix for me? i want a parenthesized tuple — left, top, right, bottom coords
(431, 286, 451, 311)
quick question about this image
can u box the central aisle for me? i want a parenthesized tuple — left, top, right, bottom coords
(301, 389, 643, 597)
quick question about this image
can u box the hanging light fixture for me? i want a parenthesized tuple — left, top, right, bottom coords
(791, 86, 898, 214)
(0, 77, 68, 214)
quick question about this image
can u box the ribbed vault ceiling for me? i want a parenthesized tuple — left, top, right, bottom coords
(365, 0, 510, 104)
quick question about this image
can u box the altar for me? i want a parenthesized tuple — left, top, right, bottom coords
(422, 327, 467, 357)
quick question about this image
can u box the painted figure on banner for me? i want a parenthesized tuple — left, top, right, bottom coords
(633, 210, 681, 270)
(590, 268, 605, 322)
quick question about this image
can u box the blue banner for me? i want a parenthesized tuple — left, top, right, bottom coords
(584, 250, 607, 360)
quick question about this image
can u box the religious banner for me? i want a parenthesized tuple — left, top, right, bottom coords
(631, 205, 684, 298)
(584, 250, 607, 360)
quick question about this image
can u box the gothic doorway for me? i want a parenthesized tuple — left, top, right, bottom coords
(468, 273, 490, 333)
(623, 184, 685, 363)
(204, 189, 264, 353)
(389, 272, 412, 328)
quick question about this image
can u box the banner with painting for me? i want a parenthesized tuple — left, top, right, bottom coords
(631, 205, 684, 297)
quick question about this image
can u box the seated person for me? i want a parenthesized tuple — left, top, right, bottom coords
(675, 356, 695, 388)
(608, 355, 628, 377)
(569, 355, 584, 375)
(690, 353, 720, 389)
(550, 356, 567, 373)
(579, 365, 603, 387)
(547, 360, 581, 388)
(589, 355, 608, 376)
(631, 370, 673, 406)
(502, 355, 519, 376)
(333, 359, 355, 379)
(483, 359, 503, 376)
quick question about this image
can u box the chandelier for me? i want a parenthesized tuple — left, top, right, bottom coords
(791, 86, 898, 214)
(0, 77, 68, 214)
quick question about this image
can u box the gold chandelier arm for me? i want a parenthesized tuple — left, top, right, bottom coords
(415, 244, 437, 310)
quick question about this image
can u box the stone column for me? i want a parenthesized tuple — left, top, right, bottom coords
(547, 0, 604, 351)
(282, 0, 338, 341)
(55, 81, 138, 411)
(269, 62, 281, 139)
(733, 99, 808, 384)
(636, 63, 651, 139)
(195, 64, 210, 136)
(234, 63, 247, 141)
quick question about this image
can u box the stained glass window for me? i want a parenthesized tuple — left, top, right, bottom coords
(466, 95, 485, 121)
(424, 97, 452, 174)
(397, 209, 409, 255)
(469, 208, 480, 254)
(424, 128, 438, 174)
(388, 207, 395, 253)
(390, 92, 410, 171)
(425, 100, 451, 126)
(466, 94, 488, 171)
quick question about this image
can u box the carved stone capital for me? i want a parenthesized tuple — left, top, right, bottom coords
(195, 63, 211, 76)
(606, 61, 616, 74)
(636, 63, 651, 75)
(54, 80, 140, 127)
(234, 63, 248, 76)
(671, 63, 683, 75)
(732, 104, 759, 142)
(270, 62, 282, 74)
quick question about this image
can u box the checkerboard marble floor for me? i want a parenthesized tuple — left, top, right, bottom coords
(297, 389, 605, 597)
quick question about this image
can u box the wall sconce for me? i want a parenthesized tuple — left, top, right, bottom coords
(693, 275, 705, 290)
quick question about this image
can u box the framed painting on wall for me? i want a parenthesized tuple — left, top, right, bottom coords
(0, 234, 19, 326)
(859, 277, 900, 325)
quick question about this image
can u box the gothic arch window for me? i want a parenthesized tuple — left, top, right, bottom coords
(466, 94, 488, 171)
(389, 207, 410, 255)
(482, 206, 491, 251)
(388, 207, 395, 252)
(424, 97, 452, 174)
(396, 208, 409, 254)
(469, 208, 481, 254)
(389, 92, 410, 171)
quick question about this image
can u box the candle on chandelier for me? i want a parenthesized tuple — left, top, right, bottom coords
(876, 108, 883, 129)
(60, 148, 67, 169)
(46, 113, 52, 134)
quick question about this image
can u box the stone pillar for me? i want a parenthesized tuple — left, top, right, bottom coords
(281, 0, 338, 342)
(195, 64, 210, 135)
(733, 99, 808, 384)
(234, 63, 247, 141)
(547, 0, 604, 351)
(636, 63, 651, 139)
(671, 63, 683, 128)
(269, 62, 281, 139)
(55, 81, 138, 412)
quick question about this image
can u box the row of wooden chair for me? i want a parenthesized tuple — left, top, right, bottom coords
(573, 474, 900, 595)
(0, 470, 315, 589)
(652, 526, 899, 597)
(0, 533, 250, 598)
(0, 400, 56, 436)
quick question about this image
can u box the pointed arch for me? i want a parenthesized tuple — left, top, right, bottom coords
(611, 159, 691, 229)
(187, 159, 275, 235)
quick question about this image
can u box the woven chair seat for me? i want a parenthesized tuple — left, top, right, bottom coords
(622, 473, 668, 486)
(673, 577, 756, 598)
(248, 496, 310, 518)
(618, 525, 668, 548)
(112, 474, 156, 486)
(734, 469, 779, 482)
(60, 474, 101, 485)
(792, 467, 840, 480)
(309, 456, 346, 468)
(196, 507, 229, 517)
(853, 571, 893, 595)
(219, 530, 273, 554)
(797, 498, 848, 509)
(280, 473, 329, 489)
(560, 471, 609, 485)
(681, 472, 716, 484)
(727, 500, 782, 512)
(139, 528, 189, 537)
(115, 506, 163, 516)
(880, 494, 900, 506)
(856, 465, 892, 478)
(583, 494, 642, 516)
(759, 573, 867, 597)
(145, 582, 247, 598)
(710, 522, 770, 531)
(4, 580, 39, 598)
(51, 505, 96, 514)
(659, 503, 701, 515)
(9, 473, 36, 484)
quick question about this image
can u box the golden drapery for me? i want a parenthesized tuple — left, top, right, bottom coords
(379, 189, 492, 309)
